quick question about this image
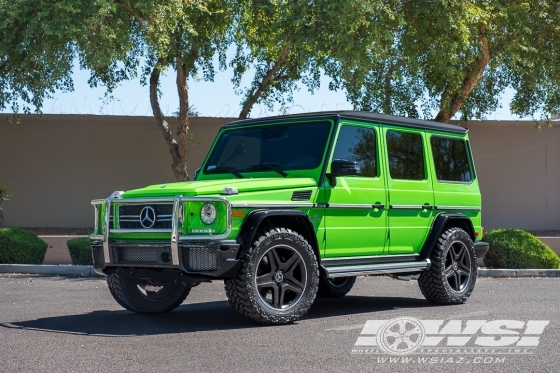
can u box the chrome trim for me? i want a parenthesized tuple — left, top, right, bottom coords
(389, 205, 424, 210)
(321, 254, 419, 263)
(314, 203, 328, 208)
(103, 199, 111, 263)
(437, 206, 481, 211)
(93, 204, 99, 233)
(327, 203, 372, 209)
(231, 203, 314, 209)
(324, 259, 430, 278)
(90, 194, 234, 266)
(171, 198, 180, 265)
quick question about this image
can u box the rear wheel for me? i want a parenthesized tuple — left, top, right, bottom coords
(107, 268, 191, 313)
(317, 275, 356, 298)
(224, 228, 319, 324)
(418, 228, 477, 304)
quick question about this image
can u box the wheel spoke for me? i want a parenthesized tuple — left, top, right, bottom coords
(256, 274, 275, 288)
(455, 244, 466, 262)
(268, 250, 281, 272)
(453, 272, 461, 290)
(282, 280, 304, 295)
(271, 283, 281, 308)
(279, 251, 298, 271)
(284, 272, 304, 290)
(444, 265, 455, 278)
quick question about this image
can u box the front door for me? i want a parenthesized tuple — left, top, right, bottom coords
(324, 122, 388, 258)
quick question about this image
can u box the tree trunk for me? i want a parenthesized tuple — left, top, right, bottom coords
(149, 58, 188, 181)
(434, 24, 492, 123)
(175, 55, 190, 181)
(239, 42, 293, 119)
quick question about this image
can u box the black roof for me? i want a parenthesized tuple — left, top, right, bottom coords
(223, 111, 467, 134)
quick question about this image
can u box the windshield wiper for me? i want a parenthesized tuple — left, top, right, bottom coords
(244, 163, 288, 177)
(206, 166, 244, 178)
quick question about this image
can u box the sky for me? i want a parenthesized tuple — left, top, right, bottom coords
(35, 58, 525, 121)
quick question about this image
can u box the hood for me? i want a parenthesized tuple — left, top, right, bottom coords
(121, 177, 317, 198)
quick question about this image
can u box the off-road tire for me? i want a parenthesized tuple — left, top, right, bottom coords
(317, 275, 356, 298)
(224, 228, 319, 324)
(107, 268, 191, 313)
(418, 227, 477, 304)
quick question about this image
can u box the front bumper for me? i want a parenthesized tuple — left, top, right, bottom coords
(90, 193, 241, 278)
(474, 241, 489, 259)
(91, 240, 243, 278)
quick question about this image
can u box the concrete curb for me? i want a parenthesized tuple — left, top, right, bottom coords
(478, 268, 560, 278)
(0, 264, 104, 277)
(1, 265, 559, 278)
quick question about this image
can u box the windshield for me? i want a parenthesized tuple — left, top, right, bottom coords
(204, 121, 332, 176)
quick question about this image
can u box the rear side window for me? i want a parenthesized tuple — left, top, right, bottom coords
(332, 126, 377, 177)
(386, 130, 425, 180)
(431, 136, 472, 182)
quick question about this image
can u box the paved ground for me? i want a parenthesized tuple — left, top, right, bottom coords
(0, 275, 559, 373)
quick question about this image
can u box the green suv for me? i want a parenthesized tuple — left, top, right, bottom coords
(90, 112, 489, 324)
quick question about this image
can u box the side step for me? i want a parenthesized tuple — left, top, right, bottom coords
(322, 259, 431, 278)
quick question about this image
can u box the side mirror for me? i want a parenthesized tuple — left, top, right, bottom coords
(328, 159, 360, 187)
(194, 167, 201, 181)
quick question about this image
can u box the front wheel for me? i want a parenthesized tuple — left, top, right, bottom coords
(418, 228, 477, 304)
(224, 228, 319, 324)
(106, 268, 191, 313)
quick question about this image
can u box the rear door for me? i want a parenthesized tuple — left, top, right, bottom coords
(383, 126, 435, 254)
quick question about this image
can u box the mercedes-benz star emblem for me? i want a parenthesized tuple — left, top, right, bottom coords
(140, 206, 157, 228)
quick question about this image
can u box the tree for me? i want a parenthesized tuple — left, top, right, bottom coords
(231, 0, 395, 119)
(331, 1, 560, 123)
(0, 0, 231, 181)
(0, 181, 13, 227)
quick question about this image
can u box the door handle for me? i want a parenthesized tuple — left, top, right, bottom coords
(372, 203, 385, 209)
(422, 204, 435, 210)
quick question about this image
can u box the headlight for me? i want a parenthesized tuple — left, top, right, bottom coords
(200, 203, 217, 225)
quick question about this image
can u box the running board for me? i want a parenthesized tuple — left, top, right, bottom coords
(322, 259, 431, 278)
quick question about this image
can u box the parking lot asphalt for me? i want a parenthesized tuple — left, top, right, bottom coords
(1, 274, 559, 373)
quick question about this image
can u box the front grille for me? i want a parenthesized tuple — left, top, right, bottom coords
(117, 204, 173, 229)
(92, 246, 104, 266)
(182, 247, 218, 271)
(112, 245, 172, 265)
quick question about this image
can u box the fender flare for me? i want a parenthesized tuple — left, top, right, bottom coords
(236, 210, 320, 260)
(418, 213, 475, 261)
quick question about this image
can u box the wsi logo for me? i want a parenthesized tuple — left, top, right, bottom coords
(352, 317, 549, 356)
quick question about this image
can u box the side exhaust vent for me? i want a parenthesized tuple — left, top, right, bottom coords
(291, 190, 312, 201)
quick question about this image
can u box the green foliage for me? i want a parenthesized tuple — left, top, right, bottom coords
(330, 1, 560, 122)
(67, 237, 93, 265)
(232, 0, 395, 118)
(483, 229, 560, 269)
(0, 227, 47, 264)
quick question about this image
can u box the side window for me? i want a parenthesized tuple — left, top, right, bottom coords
(431, 136, 472, 182)
(386, 130, 425, 180)
(332, 126, 377, 177)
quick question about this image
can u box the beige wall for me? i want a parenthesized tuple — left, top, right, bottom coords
(0, 115, 231, 228)
(465, 121, 560, 230)
(1, 115, 559, 230)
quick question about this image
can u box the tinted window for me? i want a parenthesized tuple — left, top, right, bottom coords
(332, 126, 377, 177)
(205, 121, 331, 173)
(431, 136, 472, 182)
(386, 130, 425, 180)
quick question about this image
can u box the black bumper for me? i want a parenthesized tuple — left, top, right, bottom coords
(474, 241, 489, 259)
(91, 240, 243, 279)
